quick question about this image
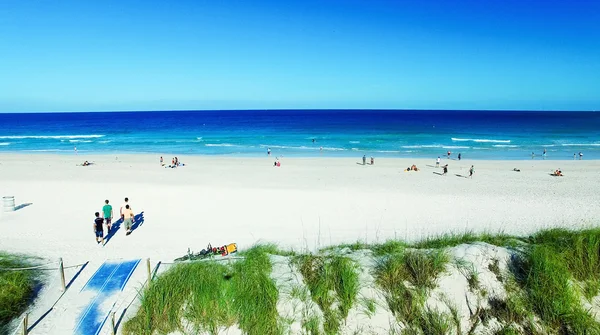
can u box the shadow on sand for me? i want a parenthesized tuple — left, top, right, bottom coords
(14, 203, 33, 211)
(103, 218, 122, 246)
(130, 212, 145, 233)
(27, 261, 90, 332)
(103, 212, 145, 245)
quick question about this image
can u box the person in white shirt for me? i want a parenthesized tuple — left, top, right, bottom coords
(436, 157, 441, 168)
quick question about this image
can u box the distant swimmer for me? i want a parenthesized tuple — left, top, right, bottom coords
(312, 139, 315, 143)
(267, 148, 271, 156)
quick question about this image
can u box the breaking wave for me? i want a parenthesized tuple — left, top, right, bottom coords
(451, 138, 511, 143)
(0, 135, 105, 139)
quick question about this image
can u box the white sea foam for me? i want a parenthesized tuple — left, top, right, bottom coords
(401, 145, 444, 149)
(0, 135, 105, 139)
(442, 146, 470, 149)
(196, 137, 203, 141)
(351, 148, 359, 151)
(375, 150, 401, 153)
(349, 141, 360, 144)
(493, 145, 520, 148)
(260, 144, 345, 151)
(69, 140, 93, 143)
(98, 140, 112, 144)
(0, 142, 10, 146)
(205, 143, 238, 147)
(26, 149, 68, 152)
(561, 143, 600, 147)
(451, 138, 511, 143)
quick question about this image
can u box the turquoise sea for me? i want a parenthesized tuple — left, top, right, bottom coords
(0, 110, 599, 160)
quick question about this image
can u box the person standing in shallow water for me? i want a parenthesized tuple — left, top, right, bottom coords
(458, 153, 461, 161)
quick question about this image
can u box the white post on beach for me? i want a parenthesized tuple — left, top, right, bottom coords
(111, 312, 116, 335)
(59, 258, 66, 292)
(21, 313, 28, 335)
(146, 258, 151, 285)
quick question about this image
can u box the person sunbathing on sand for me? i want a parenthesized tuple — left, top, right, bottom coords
(82, 161, 90, 166)
(552, 169, 563, 176)
(411, 165, 419, 171)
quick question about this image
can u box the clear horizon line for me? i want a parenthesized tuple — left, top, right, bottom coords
(2, 108, 599, 114)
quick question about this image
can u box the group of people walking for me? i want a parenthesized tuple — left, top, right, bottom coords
(93, 197, 135, 245)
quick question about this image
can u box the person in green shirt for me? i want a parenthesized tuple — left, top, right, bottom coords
(102, 200, 113, 232)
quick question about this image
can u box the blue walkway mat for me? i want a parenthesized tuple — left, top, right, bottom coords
(73, 259, 140, 335)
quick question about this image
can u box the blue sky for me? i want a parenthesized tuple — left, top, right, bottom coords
(1, 0, 599, 112)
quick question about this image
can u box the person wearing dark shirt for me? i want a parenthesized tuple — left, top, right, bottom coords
(94, 212, 104, 245)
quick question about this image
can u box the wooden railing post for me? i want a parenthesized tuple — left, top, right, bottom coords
(21, 313, 28, 335)
(146, 258, 151, 285)
(111, 312, 116, 335)
(59, 258, 66, 292)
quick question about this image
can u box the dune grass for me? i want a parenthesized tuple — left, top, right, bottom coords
(327, 231, 526, 257)
(0, 252, 40, 333)
(231, 245, 281, 335)
(374, 249, 449, 329)
(509, 228, 600, 334)
(123, 244, 281, 335)
(293, 254, 359, 334)
(123, 227, 600, 334)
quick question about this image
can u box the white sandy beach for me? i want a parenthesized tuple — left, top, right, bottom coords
(1, 154, 600, 334)
(1, 154, 599, 262)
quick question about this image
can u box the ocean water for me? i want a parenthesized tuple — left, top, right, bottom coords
(0, 110, 599, 160)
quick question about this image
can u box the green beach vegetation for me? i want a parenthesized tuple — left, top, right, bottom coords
(0, 252, 41, 334)
(123, 227, 600, 335)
